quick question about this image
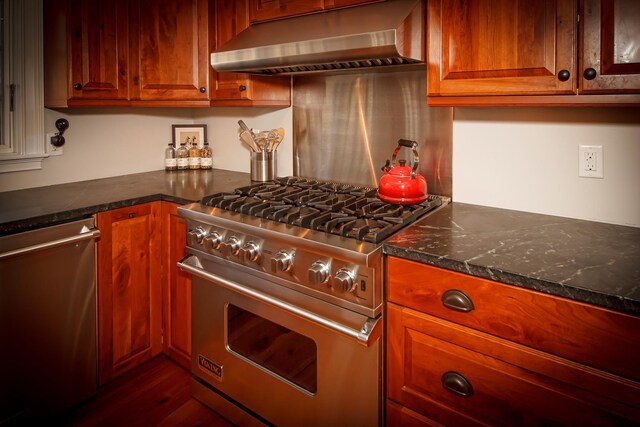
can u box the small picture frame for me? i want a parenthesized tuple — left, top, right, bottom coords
(172, 124, 207, 148)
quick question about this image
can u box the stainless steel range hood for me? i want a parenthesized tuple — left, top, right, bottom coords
(211, 0, 424, 75)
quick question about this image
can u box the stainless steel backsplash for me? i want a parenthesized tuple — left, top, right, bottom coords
(293, 67, 453, 197)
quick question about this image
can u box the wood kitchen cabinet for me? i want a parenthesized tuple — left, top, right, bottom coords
(248, 0, 380, 23)
(96, 202, 162, 384)
(211, 0, 291, 106)
(427, 0, 640, 106)
(129, 0, 210, 105)
(161, 202, 191, 369)
(581, 0, 640, 94)
(45, 0, 290, 107)
(386, 257, 640, 426)
(44, 0, 131, 107)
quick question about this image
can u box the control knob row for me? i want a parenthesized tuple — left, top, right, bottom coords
(333, 268, 356, 293)
(187, 227, 206, 246)
(202, 231, 223, 252)
(271, 250, 294, 273)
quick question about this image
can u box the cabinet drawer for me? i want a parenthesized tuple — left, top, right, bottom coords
(387, 304, 640, 426)
(387, 257, 640, 381)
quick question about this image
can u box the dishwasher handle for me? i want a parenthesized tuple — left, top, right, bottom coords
(178, 255, 381, 347)
(0, 226, 101, 261)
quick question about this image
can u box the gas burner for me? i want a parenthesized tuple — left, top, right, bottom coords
(200, 177, 442, 243)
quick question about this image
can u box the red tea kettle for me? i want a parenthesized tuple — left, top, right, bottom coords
(378, 139, 428, 205)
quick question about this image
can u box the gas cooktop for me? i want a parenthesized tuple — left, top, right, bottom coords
(201, 176, 442, 244)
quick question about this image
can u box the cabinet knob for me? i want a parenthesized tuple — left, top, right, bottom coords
(557, 69, 570, 82)
(583, 68, 597, 80)
(239, 85, 247, 92)
(199, 86, 206, 93)
(441, 289, 475, 312)
(441, 371, 474, 397)
(73, 83, 83, 91)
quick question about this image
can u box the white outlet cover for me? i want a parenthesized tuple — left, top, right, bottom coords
(579, 145, 603, 178)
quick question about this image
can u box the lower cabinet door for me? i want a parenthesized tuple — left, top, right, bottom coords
(161, 202, 191, 369)
(96, 202, 162, 384)
(386, 303, 639, 426)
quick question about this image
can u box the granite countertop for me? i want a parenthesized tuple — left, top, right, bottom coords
(0, 169, 251, 236)
(384, 202, 640, 316)
(3, 174, 638, 315)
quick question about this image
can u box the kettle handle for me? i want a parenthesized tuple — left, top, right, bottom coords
(391, 139, 420, 179)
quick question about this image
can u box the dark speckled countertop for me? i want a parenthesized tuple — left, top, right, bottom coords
(0, 169, 251, 236)
(383, 202, 640, 316)
(3, 175, 638, 316)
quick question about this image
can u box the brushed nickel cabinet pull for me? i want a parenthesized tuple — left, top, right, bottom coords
(441, 289, 475, 312)
(441, 371, 474, 397)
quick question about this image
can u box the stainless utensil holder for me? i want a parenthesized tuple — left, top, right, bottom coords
(251, 151, 276, 181)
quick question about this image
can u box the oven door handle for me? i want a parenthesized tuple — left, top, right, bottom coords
(178, 255, 381, 347)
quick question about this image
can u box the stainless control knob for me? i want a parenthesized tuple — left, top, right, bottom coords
(239, 241, 260, 264)
(202, 231, 223, 252)
(187, 227, 206, 246)
(271, 250, 294, 273)
(308, 261, 330, 285)
(220, 236, 241, 257)
(333, 268, 356, 293)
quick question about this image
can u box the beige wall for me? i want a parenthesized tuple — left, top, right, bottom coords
(0, 105, 638, 228)
(0, 107, 292, 192)
(453, 108, 640, 227)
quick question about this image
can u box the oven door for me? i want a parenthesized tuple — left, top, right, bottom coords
(178, 254, 382, 427)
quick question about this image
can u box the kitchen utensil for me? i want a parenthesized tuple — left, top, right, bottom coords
(266, 129, 277, 151)
(240, 130, 259, 152)
(271, 128, 285, 151)
(378, 139, 428, 205)
(238, 119, 252, 135)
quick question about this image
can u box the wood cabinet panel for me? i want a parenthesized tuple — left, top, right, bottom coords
(211, 0, 291, 106)
(387, 257, 640, 382)
(161, 202, 191, 369)
(249, 0, 324, 23)
(67, 0, 130, 102)
(581, 0, 640, 93)
(130, 0, 210, 102)
(97, 202, 162, 384)
(387, 303, 640, 426)
(427, 0, 577, 97)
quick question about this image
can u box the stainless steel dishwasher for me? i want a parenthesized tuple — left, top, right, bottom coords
(0, 218, 101, 423)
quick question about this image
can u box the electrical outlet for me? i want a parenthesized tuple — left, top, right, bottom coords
(46, 133, 63, 156)
(579, 145, 603, 178)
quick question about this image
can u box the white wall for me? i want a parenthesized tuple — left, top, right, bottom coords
(1, 104, 638, 229)
(453, 107, 640, 227)
(0, 106, 292, 192)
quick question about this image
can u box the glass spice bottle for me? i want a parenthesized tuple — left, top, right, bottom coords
(164, 142, 177, 171)
(176, 138, 189, 170)
(188, 137, 201, 170)
(200, 140, 212, 170)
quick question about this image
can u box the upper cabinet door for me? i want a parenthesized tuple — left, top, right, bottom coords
(131, 0, 210, 102)
(68, 0, 130, 102)
(581, 0, 640, 93)
(428, 0, 577, 97)
(211, 0, 291, 106)
(249, 0, 325, 23)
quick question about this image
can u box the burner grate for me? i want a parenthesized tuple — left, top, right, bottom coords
(200, 178, 442, 243)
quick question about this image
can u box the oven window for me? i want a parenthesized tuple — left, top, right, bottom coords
(227, 305, 318, 394)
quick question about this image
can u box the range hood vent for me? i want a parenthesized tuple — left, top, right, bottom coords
(211, 0, 424, 75)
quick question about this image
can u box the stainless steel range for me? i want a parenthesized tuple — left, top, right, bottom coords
(178, 177, 443, 426)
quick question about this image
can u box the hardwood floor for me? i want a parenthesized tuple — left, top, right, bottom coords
(55, 356, 233, 427)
